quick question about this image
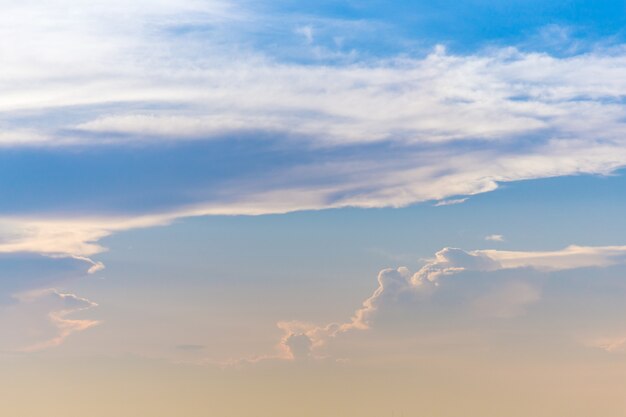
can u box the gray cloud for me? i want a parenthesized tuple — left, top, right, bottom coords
(283, 333, 314, 361)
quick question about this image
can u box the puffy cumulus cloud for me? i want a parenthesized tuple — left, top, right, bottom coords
(0, 289, 99, 353)
(262, 245, 626, 362)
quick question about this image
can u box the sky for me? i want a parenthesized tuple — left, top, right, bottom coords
(3, 1, 626, 416)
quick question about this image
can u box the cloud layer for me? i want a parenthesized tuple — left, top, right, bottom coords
(4, 1, 626, 359)
(2, 2, 626, 265)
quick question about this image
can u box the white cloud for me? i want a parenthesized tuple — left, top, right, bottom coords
(434, 198, 468, 207)
(45, 50, 626, 149)
(5, 47, 626, 231)
(3, 1, 626, 159)
(2, 2, 626, 257)
(485, 234, 505, 242)
(0, 214, 179, 257)
(261, 244, 626, 361)
(481, 244, 626, 271)
(295, 25, 314, 44)
(0, 128, 52, 147)
(5, 1, 626, 358)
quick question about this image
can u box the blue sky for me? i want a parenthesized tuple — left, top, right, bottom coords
(3, 1, 626, 416)
(226, 0, 626, 58)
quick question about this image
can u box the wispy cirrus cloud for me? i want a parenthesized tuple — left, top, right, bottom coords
(2, 2, 626, 257)
(0, 252, 103, 352)
(4, 40, 626, 235)
(0, 288, 99, 353)
(16, 289, 100, 352)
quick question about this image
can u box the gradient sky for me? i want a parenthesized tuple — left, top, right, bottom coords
(3, 1, 626, 416)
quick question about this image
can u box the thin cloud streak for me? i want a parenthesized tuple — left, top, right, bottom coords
(0, 289, 100, 353)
